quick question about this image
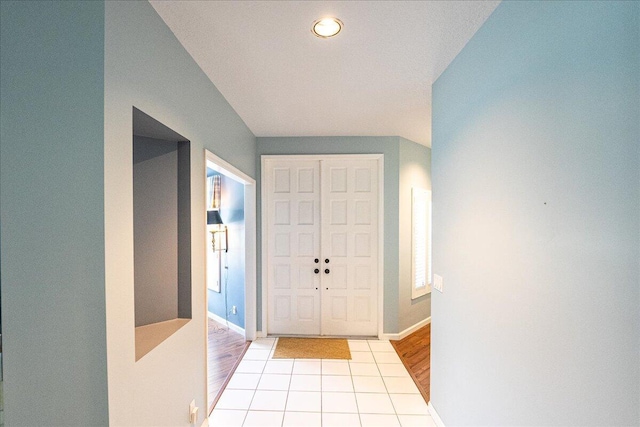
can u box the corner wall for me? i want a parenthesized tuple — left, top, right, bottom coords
(431, 1, 639, 425)
(398, 138, 432, 332)
(104, 2, 255, 425)
(0, 1, 109, 424)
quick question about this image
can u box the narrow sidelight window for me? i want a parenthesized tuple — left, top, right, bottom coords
(412, 187, 431, 299)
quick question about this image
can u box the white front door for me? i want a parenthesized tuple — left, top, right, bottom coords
(265, 155, 380, 336)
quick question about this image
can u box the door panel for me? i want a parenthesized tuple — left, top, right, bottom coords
(321, 158, 378, 336)
(266, 159, 321, 335)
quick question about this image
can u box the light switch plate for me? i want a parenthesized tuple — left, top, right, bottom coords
(434, 274, 443, 293)
(189, 400, 197, 424)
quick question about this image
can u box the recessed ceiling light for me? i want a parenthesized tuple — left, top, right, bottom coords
(312, 17, 343, 38)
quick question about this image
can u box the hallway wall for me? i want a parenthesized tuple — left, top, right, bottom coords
(431, 1, 640, 425)
(104, 2, 255, 425)
(0, 2, 109, 425)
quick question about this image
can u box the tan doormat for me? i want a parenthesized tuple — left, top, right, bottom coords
(272, 337, 351, 360)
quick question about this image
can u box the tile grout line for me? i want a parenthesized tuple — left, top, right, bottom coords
(320, 356, 324, 419)
(369, 341, 400, 423)
(373, 342, 403, 425)
(352, 341, 373, 426)
(241, 338, 275, 426)
(280, 352, 293, 427)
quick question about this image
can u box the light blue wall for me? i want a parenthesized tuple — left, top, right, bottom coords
(257, 137, 400, 333)
(208, 171, 246, 329)
(431, 1, 639, 425)
(104, 2, 255, 424)
(398, 138, 432, 331)
(105, 3, 256, 180)
(0, 1, 109, 425)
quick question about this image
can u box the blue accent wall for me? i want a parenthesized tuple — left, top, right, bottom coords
(0, 1, 108, 425)
(207, 171, 246, 329)
(431, 1, 639, 424)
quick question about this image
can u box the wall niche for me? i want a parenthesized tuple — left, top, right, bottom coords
(132, 107, 191, 361)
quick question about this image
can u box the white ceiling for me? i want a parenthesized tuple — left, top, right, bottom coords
(150, 1, 500, 147)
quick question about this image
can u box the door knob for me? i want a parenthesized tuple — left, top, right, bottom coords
(314, 258, 319, 263)
(314, 268, 320, 274)
(325, 259, 330, 263)
(324, 269, 330, 274)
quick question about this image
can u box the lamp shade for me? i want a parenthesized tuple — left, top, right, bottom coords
(207, 210, 223, 225)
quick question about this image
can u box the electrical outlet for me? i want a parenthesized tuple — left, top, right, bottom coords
(231, 305, 237, 315)
(434, 274, 443, 293)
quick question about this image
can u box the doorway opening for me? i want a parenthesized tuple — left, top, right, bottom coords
(204, 150, 256, 414)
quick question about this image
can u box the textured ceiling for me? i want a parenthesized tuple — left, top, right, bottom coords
(150, 1, 500, 147)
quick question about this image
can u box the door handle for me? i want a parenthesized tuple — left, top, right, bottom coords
(314, 268, 320, 274)
(324, 269, 330, 274)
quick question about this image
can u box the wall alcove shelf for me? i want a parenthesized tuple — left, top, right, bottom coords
(135, 319, 190, 361)
(132, 107, 192, 361)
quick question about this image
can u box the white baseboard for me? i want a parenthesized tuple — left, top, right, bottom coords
(428, 402, 445, 427)
(256, 319, 431, 341)
(381, 316, 431, 340)
(207, 311, 245, 337)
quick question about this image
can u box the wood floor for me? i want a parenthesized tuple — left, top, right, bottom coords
(391, 323, 430, 403)
(207, 318, 249, 413)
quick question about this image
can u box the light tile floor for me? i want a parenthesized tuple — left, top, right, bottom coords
(211, 338, 437, 427)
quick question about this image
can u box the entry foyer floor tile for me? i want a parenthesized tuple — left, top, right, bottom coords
(211, 337, 436, 426)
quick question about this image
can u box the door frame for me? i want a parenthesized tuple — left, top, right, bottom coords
(260, 154, 384, 338)
(205, 149, 257, 341)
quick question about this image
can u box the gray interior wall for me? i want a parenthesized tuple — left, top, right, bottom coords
(0, 1, 109, 425)
(398, 138, 432, 332)
(176, 141, 192, 319)
(133, 136, 179, 327)
(431, 1, 639, 425)
(256, 137, 400, 333)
